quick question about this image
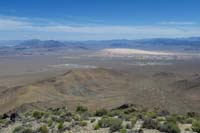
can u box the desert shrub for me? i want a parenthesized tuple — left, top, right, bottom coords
(90, 118, 96, 123)
(80, 111, 92, 120)
(192, 120, 200, 133)
(98, 117, 122, 132)
(185, 117, 194, 124)
(0, 119, 7, 125)
(57, 122, 64, 130)
(156, 117, 166, 122)
(120, 128, 127, 133)
(55, 117, 64, 123)
(108, 110, 122, 117)
(47, 119, 53, 127)
(175, 115, 189, 124)
(166, 115, 178, 123)
(93, 123, 100, 130)
(124, 107, 136, 114)
(42, 113, 50, 119)
(137, 113, 145, 120)
(13, 126, 25, 133)
(13, 126, 33, 133)
(187, 112, 198, 118)
(131, 116, 137, 127)
(185, 128, 190, 131)
(64, 116, 72, 122)
(39, 125, 48, 133)
(21, 128, 33, 133)
(158, 121, 180, 133)
(145, 111, 157, 119)
(72, 114, 80, 121)
(79, 121, 87, 126)
(32, 111, 44, 119)
(95, 108, 108, 116)
(24, 112, 32, 118)
(142, 118, 159, 129)
(51, 116, 58, 121)
(118, 113, 130, 121)
(98, 116, 110, 128)
(109, 118, 123, 132)
(50, 107, 66, 116)
(76, 106, 88, 113)
(126, 123, 132, 129)
(158, 110, 170, 117)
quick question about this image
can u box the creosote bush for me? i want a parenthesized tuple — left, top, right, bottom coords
(131, 116, 137, 127)
(192, 120, 200, 133)
(76, 106, 88, 113)
(39, 125, 48, 133)
(21, 128, 33, 133)
(109, 118, 123, 132)
(158, 121, 180, 133)
(95, 108, 108, 116)
(145, 111, 157, 119)
(80, 111, 92, 120)
(57, 122, 64, 130)
(98, 116, 122, 132)
(90, 118, 96, 123)
(47, 119, 53, 127)
(13, 126, 33, 133)
(142, 118, 159, 129)
(93, 123, 100, 130)
(120, 128, 127, 133)
(32, 111, 44, 119)
(126, 123, 132, 129)
(79, 121, 87, 126)
(13, 126, 25, 133)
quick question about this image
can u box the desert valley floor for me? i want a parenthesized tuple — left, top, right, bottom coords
(0, 48, 200, 114)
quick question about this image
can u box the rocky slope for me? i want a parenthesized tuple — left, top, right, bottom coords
(0, 68, 200, 114)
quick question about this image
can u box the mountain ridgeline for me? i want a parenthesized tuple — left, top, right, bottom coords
(1, 37, 200, 51)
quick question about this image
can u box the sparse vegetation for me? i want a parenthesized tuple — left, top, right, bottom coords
(142, 118, 159, 129)
(120, 128, 127, 133)
(192, 120, 200, 133)
(13, 126, 25, 133)
(93, 123, 100, 130)
(158, 121, 180, 133)
(90, 118, 95, 123)
(109, 118, 123, 132)
(0, 104, 199, 133)
(32, 111, 44, 119)
(95, 108, 108, 116)
(57, 122, 64, 131)
(13, 126, 33, 133)
(131, 116, 137, 126)
(76, 106, 88, 113)
(47, 119, 53, 127)
(79, 121, 87, 126)
(98, 116, 122, 132)
(39, 125, 48, 133)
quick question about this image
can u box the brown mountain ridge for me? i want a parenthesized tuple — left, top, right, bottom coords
(0, 68, 200, 114)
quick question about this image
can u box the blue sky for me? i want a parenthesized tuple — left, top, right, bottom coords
(0, 0, 200, 40)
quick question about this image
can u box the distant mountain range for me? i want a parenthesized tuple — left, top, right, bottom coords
(1, 37, 200, 52)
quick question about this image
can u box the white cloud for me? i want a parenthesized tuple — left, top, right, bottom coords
(0, 16, 200, 40)
(0, 19, 30, 30)
(159, 21, 197, 25)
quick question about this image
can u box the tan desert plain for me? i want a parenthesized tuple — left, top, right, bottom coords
(1, 46, 200, 132)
